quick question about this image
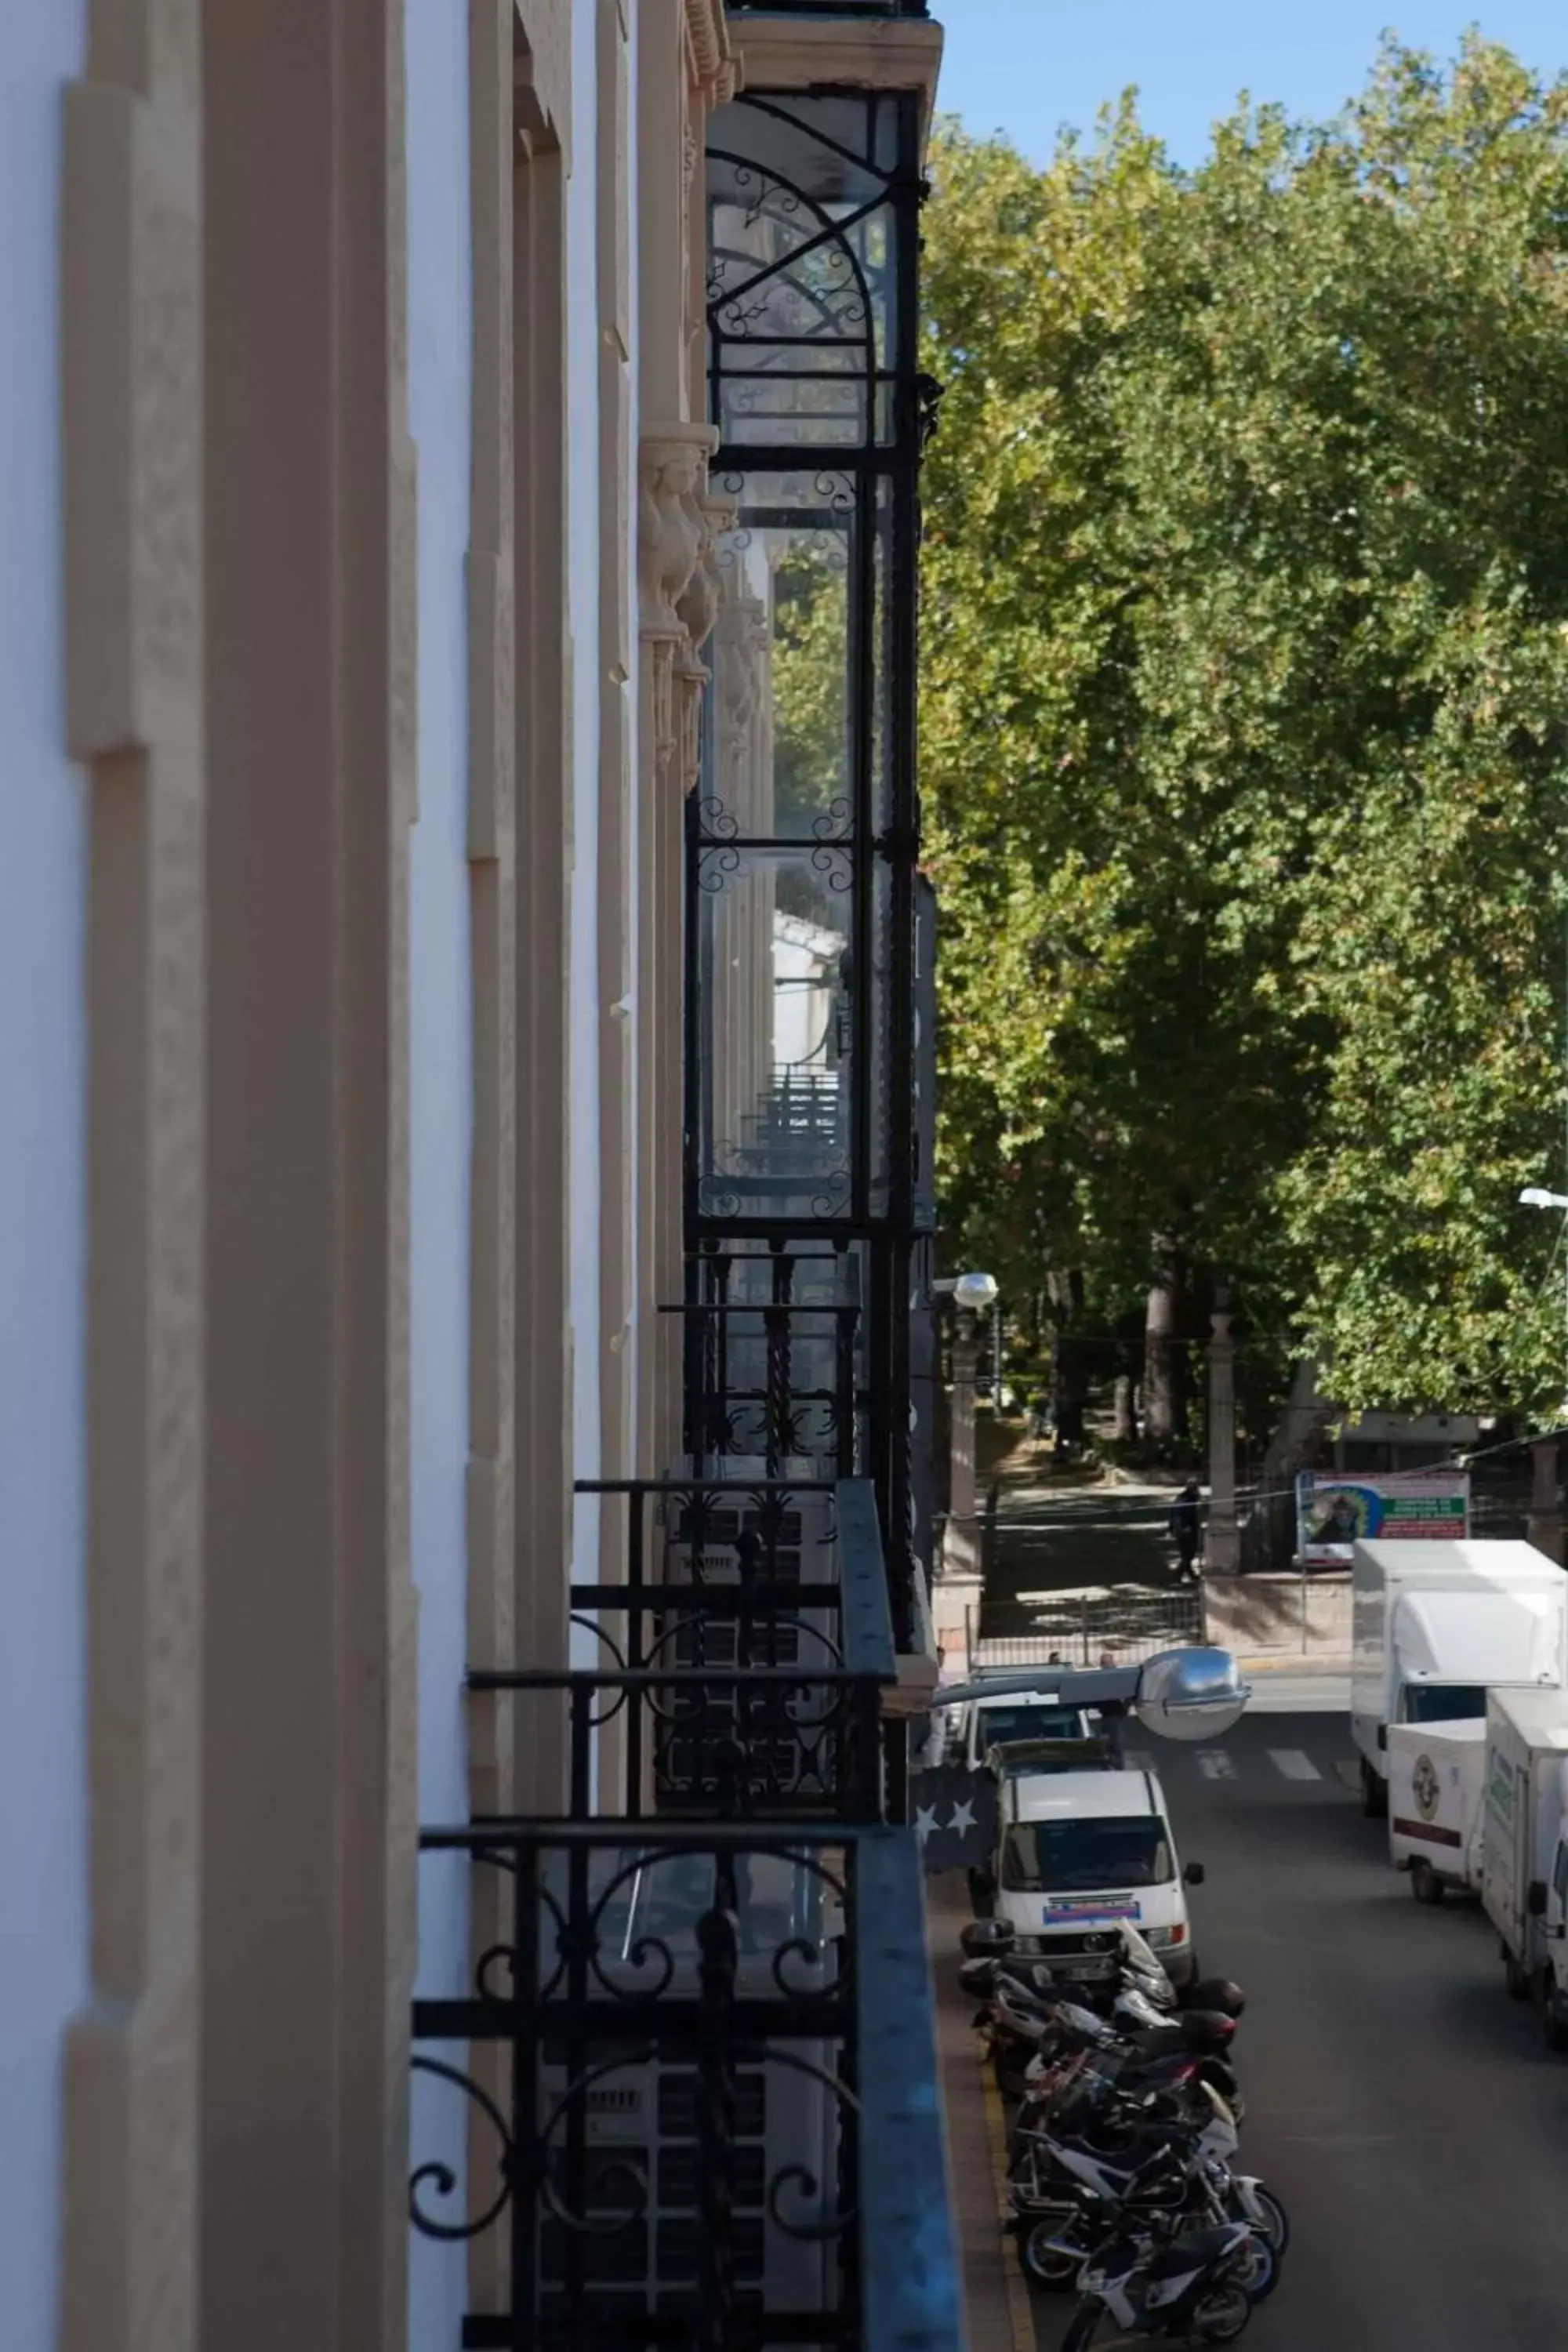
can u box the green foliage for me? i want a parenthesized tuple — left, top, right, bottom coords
(921, 37, 1568, 1417)
(771, 543, 848, 829)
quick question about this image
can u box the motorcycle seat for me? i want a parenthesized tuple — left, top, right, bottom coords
(1142, 2224, 1243, 2281)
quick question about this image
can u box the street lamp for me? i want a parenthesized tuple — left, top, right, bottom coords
(933, 1271, 999, 1661)
(952, 1270, 999, 1312)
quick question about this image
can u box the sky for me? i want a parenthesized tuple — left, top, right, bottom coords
(934, 2, 1568, 167)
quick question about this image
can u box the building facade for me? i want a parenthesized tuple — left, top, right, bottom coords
(2, 4, 950, 2349)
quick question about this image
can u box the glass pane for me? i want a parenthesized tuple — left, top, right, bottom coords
(694, 844, 854, 1222)
(710, 470, 855, 841)
(708, 96, 898, 449)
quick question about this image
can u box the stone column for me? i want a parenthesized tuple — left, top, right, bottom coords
(935, 1307, 986, 1666)
(1207, 1306, 1240, 1573)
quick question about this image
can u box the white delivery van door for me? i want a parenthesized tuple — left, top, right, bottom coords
(1549, 1835, 1568, 1946)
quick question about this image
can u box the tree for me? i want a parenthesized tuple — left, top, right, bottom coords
(921, 37, 1568, 1422)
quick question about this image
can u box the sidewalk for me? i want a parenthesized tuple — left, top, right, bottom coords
(927, 1871, 1035, 2352)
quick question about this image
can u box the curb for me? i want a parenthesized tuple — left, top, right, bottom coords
(979, 2058, 1036, 2352)
(1236, 1653, 1352, 1675)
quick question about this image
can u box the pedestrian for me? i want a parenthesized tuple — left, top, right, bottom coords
(1097, 1648, 1115, 1670)
(1169, 1481, 1203, 1580)
(1047, 1649, 1065, 1667)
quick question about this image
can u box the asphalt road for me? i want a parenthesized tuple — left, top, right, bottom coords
(1030, 1704, 1568, 2350)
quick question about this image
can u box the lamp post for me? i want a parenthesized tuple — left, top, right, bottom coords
(1519, 1187, 1568, 1562)
(1207, 1293, 1240, 1573)
(935, 1271, 997, 1667)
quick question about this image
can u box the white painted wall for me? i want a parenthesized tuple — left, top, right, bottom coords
(0, 9, 90, 2349)
(567, 0, 604, 1642)
(403, 5, 474, 2336)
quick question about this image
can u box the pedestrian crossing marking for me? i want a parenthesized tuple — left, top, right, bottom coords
(1267, 1748, 1322, 1781)
(1097, 1746, 1361, 1786)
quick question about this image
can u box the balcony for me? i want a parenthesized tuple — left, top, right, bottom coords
(409, 1473, 959, 2352)
(478, 1475, 899, 1823)
(411, 1820, 956, 2352)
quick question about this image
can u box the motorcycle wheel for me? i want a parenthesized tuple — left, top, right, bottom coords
(1230, 2184, 1289, 2255)
(1059, 2299, 1103, 2351)
(1232, 2232, 1279, 2303)
(1193, 2280, 1253, 2342)
(1019, 2216, 1083, 2290)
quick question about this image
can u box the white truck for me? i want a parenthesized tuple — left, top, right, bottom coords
(1351, 1539, 1567, 1817)
(1387, 1718, 1486, 1904)
(1479, 1687, 1568, 2049)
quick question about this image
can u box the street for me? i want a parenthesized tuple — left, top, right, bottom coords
(1028, 1698, 1568, 2350)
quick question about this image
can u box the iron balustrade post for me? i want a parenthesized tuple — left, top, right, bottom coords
(764, 1301, 789, 1472)
(696, 1857, 741, 2352)
(513, 1840, 541, 2351)
(835, 1304, 856, 1479)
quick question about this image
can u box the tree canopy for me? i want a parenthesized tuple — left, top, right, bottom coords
(920, 35, 1568, 1419)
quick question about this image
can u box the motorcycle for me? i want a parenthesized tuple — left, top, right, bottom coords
(989, 1973, 1245, 2118)
(1011, 2085, 1286, 2299)
(1059, 2216, 1258, 2345)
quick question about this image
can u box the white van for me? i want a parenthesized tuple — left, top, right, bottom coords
(950, 1685, 1096, 1773)
(990, 1765, 1205, 1987)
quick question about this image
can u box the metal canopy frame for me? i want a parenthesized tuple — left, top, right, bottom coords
(687, 87, 932, 1644)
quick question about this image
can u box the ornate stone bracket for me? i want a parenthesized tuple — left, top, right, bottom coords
(639, 421, 720, 786)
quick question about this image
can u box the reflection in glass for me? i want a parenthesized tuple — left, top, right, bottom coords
(695, 847, 853, 1222)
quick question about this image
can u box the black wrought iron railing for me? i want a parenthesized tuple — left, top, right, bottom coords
(677, 1248, 863, 1475)
(410, 1820, 957, 2352)
(472, 1478, 895, 1822)
(409, 1483, 956, 2352)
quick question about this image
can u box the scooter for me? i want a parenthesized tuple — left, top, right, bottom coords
(1059, 2216, 1258, 2346)
(1011, 2085, 1285, 2299)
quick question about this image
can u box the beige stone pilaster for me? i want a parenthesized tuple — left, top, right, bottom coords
(199, 4, 418, 2347)
(513, 40, 573, 1811)
(60, 7, 205, 2347)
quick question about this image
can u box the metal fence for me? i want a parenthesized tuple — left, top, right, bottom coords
(967, 1585, 1207, 1671)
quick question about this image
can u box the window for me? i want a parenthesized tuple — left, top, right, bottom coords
(975, 1704, 1083, 1750)
(1001, 1818, 1172, 1894)
(1403, 1686, 1489, 1724)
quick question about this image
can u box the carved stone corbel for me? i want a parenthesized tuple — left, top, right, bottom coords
(639, 423, 720, 785)
(673, 485, 734, 793)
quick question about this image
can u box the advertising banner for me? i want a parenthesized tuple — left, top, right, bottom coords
(1297, 1472, 1471, 1566)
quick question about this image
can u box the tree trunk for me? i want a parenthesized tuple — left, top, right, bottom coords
(1240, 1358, 1337, 1572)
(1144, 1240, 1178, 1445)
(1112, 1374, 1136, 1443)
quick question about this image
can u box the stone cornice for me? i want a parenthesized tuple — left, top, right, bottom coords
(728, 16, 944, 143)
